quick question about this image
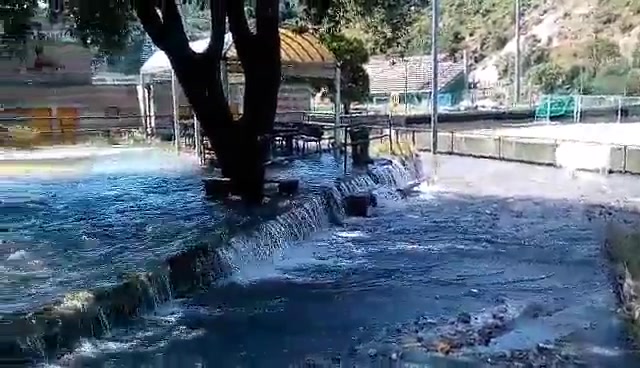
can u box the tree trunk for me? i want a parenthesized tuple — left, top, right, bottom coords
(135, 0, 281, 206)
(226, 0, 282, 204)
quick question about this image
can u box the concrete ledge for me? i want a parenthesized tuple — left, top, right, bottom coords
(500, 138, 557, 165)
(414, 131, 454, 153)
(610, 145, 626, 173)
(625, 146, 640, 174)
(406, 130, 640, 175)
(452, 133, 500, 158)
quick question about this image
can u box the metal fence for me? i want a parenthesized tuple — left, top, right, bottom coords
(534, 94, 640, 123)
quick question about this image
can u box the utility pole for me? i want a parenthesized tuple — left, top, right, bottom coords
(430, 0, 439, 154)
(514, 0, 521, 106)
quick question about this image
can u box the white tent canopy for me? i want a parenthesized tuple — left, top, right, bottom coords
(140, 34, 234, 82)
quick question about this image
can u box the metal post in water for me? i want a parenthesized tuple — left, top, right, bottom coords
(430, 0, 439, 155)
(171, 70, 180, 152)
(343, 126, 348, 174)
(334, 67, 342, 151)
(388, 112, 393, 153)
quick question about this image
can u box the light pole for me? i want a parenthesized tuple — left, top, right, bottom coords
(430, 0, 439, 155)
(514, 0, 521, 106)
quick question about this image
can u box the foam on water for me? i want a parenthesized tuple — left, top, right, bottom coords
(555, 141, 612, 173)
(87, 149, 201, 176)
(223, 236, 337, 284)
(218, 159, 420, 284)
(0, 146, 152, 161)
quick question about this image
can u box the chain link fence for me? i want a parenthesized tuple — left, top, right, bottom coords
(534, 94, 640, 123)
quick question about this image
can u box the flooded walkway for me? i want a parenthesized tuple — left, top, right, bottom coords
(3, 149, 640, 366)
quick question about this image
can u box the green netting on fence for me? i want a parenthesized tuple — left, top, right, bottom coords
(534, 95, 575, 120)
(535, 94, 640, 121)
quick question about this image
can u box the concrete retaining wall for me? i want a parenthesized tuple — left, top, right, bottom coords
(409, 130, 640, 174)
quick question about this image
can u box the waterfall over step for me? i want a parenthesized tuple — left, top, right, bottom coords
(217, 157, 422, 273)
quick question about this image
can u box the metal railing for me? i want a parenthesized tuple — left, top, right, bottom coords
(0, 109, 404, 176)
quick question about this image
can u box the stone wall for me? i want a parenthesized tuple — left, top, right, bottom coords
(382, 129, 640, 174)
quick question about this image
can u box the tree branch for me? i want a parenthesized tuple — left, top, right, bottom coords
(134, 0, 167, 49)
(158, 0, 187, 43)
(226, 0, 254, 61)
(255, 0, 280, 39)
(204, 0, 226, 59)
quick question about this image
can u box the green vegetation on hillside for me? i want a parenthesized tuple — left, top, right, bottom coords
(331, 0, 640, 96)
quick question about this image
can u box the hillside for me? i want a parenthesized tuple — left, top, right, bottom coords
(342, 0, 640, 99)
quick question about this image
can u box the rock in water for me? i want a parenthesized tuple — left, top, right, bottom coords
(278, 179, 299, 196)
(457, 312, 472, 324)
(344, 193, 372, 217)
(203, 178, 231, 199)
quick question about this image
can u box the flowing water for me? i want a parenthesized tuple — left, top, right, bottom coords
(3, 147, 640, 367)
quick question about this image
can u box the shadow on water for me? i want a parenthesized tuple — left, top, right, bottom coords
(65, 189, 640, 367)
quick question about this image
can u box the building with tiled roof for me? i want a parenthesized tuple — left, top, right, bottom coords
(364, 54, 467, 110)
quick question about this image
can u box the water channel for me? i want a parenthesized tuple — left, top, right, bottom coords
(2, 147, 640, 367)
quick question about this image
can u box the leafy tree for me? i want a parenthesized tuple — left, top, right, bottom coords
(0, 0, 36, 40)
(522, 35, 550, 71)
(496, 53, 514, 82)
(590, 62, 632, 95)
(631, 39, 640, 69)
(527, 62, 565, 93)
(103, 30, 148, 75)
(562, 64, 593, 94)
(363, 0, 421, 55)
(317, 32, 369, 113)
(625, 69, 640, 95)
(581, 37, 621, 71)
